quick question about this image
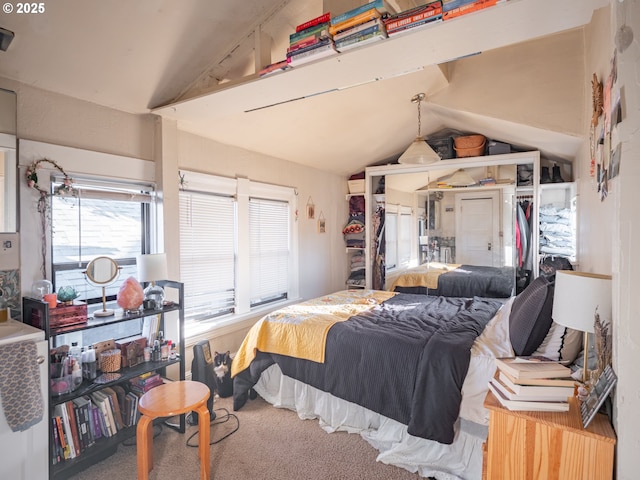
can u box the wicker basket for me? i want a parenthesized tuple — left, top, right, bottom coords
(454, 135, 486, 158)
(100, 348, 122, 373)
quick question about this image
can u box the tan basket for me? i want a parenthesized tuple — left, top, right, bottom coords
(100, 348, 122, 372)
(454, 135, 486, 158)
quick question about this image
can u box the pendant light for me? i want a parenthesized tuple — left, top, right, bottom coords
(398, 93, 441, 165)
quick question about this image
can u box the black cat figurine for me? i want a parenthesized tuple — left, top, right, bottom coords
(213, 351, 234, 398)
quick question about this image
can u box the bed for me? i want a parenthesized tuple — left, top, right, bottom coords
(232, 289, 524, 479)
(386, 262, 515, 298)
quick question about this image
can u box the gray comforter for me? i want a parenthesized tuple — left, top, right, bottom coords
(233, 293, 502, 444)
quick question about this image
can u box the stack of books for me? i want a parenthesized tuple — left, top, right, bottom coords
(330, 0, 395, 52)
(443, 0, 508, 21)
(384, 1, 443, 37)
(129, 372, 164, 395)
(488, 356, 576, 412)
(287, 12, 337, 67)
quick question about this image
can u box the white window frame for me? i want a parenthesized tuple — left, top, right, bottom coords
(179, 171, 299, 337)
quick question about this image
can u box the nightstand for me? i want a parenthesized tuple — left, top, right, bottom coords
(484, 391, 616, 480)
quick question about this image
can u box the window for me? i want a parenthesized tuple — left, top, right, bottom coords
(386, 205, 413, 271)
(178, 171, 298, 334)
(249, 198, 289, 307)
(179, 191, 236, 320)
(51, 176, 156, 302)
(50, 176, 156, 344)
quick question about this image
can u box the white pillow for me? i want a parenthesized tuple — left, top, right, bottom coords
(533, 321, 583, 365)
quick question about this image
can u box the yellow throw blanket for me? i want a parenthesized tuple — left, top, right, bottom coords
(387, 262, 462, 291)
(232, 289, 396, 377)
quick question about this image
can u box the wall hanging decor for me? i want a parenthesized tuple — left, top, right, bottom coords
(25, 158, 77, 278)
(318, 211, 326, 233)
(306, 196, 315, 219)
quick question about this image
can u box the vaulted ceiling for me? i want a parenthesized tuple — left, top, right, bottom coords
(0, 0, 608, 176)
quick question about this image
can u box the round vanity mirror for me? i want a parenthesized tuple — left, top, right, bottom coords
(85, 256, 120, 317)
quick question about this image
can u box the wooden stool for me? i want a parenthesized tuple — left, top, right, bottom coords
(137, 380, 211, 480)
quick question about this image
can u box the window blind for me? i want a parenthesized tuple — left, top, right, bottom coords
(386, 213, 398, 270)
(179, 190, 236, 320)
(249, 197, 289, 306)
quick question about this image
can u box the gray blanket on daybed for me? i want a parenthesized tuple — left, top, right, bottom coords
(233, 293, 502, 444)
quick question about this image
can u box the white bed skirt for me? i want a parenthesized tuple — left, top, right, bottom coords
(255, 364, 485, 480)
(253, 298, 515, 480)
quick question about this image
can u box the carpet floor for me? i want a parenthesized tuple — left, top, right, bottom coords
(65, 393, 424, 480)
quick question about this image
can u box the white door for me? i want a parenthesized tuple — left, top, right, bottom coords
(455, 191, 500, 266)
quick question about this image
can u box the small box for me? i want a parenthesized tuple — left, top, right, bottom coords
(488, 141, 511, 155)
(49, 301, 87, 328)
(348, 179, 365, 194)
(116, 335, 147, 368)
(427, 137, 455, 160)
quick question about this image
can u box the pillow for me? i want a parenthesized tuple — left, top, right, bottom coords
(509, 275, 555, 356)
(533, 321, 583, 365)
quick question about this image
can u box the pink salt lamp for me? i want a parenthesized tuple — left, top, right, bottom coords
(117, 276, 144, 311)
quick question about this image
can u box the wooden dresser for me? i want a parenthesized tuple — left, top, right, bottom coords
(483, 391, 616, 480)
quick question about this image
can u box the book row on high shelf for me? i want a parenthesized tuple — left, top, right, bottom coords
(260, 0, 509, 76)
(50, 372, 163, 465)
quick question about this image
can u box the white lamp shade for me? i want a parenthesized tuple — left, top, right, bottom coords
(552, 271, 612, 333)
(136, 253, 168, 283)
(398, 137, 441, 164)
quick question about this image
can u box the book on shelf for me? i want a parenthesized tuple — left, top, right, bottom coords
(384, 1, 443, 31)
(53, 413, 71, 460)
(336, 29, 387, 52)
(330, 0, 396, 27)
(55, 402, 77, 459)
(289, 31, 331, 52)
(443, 0, 505, 20)
(498, 369, 577, 389)
(335, 22, 385, 43)
(495, 356, 572, 380)
(329, 8, 382, 36)
(89, 401, 103, 440)
(90, 391, 114, 437)
(72, 396, 94, 450)
(259, 60, 291, 77)
(289, 21, 330, 43)
(386, 16, 443, 36)
(51, 416, 63, 464)
(288, 42, 338, 67)
(287, 37, 332, 58)
(296, 12, 330, 32)
(333, 17, 384, 41)
(488, 380, 570, 412)
(492, 373, 573, 402)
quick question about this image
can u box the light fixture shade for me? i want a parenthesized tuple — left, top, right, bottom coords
(552, 271, 612, 333)
(398, 137, 441, 164)
(136, 253, 168, 283)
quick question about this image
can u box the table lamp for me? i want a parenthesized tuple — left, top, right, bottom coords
(136, 253, 168, 309)
(552, 271, 612, 384)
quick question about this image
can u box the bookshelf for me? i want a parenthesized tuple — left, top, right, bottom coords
(22, 280, 185, 479)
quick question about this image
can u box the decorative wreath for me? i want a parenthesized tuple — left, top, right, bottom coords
(25, 158, 76, 212)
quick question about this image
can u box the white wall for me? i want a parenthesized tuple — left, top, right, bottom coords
(8, 79, 348, 355)
(176, 129, 348, 301)
(608, 1, 640, 477)
(580, 4, 640, 478)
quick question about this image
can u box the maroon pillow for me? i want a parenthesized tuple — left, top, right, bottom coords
(509, 275, 555, 356)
